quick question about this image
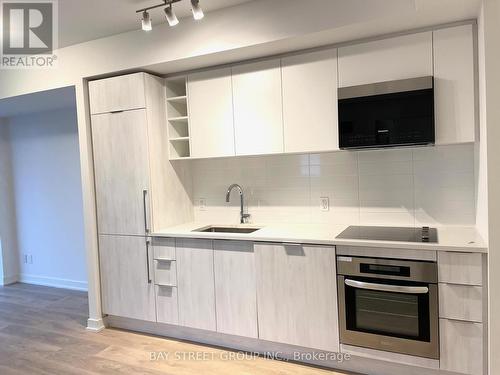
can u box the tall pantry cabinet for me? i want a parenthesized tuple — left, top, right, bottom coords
(88, 72, 192, 322)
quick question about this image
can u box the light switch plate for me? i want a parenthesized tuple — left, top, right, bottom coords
(199, 198, 206, 211)
(320, 197, 329, 211)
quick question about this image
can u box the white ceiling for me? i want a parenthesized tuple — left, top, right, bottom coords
(58, 0, 255, 47)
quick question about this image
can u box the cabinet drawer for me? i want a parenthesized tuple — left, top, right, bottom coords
(89, 73, 146, 114)
(154, 260, 177, 286)
(152, 238, 176, 260)
(438, 252, 482, 285)
(440, 319, 483, 375)
(156, 285, 179, 325)
(439, 284, 482, 322)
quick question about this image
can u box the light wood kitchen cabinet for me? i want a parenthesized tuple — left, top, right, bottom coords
(156, 285, 179, 325)
(152, 237, 176, 261)
(440, 319, 484, 375)
(91, 109, 151, 236)
(282, 49, 339, 153)
(254, 243, 339, 351)
(154, 259, 177, 287)
(90, 73, 193, 236)
(152, 238, 178, 325)
(433, 25, 476, 144)
(439, 283, 483, 322)
(438, 252, 483, 286)
(338, 32, 432, 87)
(188, 68, 235, 158)
(99, 234, 156, 322)
(89, 73, 146, 114)
(213, 240, 258, 338)
(176, 238, 216, 331)
(232, 59, 284, 155)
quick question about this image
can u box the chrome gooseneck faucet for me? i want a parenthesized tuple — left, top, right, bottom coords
(226, 184, 250, 224)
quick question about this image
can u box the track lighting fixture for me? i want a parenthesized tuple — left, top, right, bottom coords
(136, 0, 204, 30)
(141, 11, 152, 31)
(191, 0, 204, 20)
(164, 4, 179, 26)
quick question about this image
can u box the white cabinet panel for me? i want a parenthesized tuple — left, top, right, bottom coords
(232, 59, 284, 155)
(433, 25, 476, 144)
(255, 243, 339, 351)
(176, 239, 216, 331)
(91, 109, 151, 236)
(152, 237, 176, 260)
(440, 319, 483, 375)
(154, 260, 177, 286)
(89, 73, 146, 114)
(188, 68, 235, 158)
(99, 235, 156, 322)
(213, 240, 258, 338)
(282, 49, 339, 153)
(156, 285, 179, 325)
(438, 252, 483, 286)
(439, 283, 483, 322)
(338, 32, 432, 87)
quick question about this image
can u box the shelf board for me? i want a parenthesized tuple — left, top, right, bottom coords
(169, 156, 191, 160)
(168, 116, 188, 122)
(169, 137, 190, 142)
(167, 95, 187, 102)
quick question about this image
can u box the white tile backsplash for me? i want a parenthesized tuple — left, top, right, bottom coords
(190, 144, 476, 227)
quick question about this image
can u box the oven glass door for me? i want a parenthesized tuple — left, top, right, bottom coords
(345, 278, 429, 341)
(339, 276, 439, 359)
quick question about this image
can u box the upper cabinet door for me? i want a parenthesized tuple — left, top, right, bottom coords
(433, 25, 476, 144)
(282, 49, 339, 153)
(89, 73, 146, 114)
(338, 32, 432, 87)
(91, 109, 151, 236)
(188, 68, 235, 158)
(232, 59, 284, 155)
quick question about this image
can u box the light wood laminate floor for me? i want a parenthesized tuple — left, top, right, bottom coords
(0, 283, 350, 375)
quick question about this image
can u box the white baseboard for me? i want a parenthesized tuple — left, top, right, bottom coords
(19, 274, 88, 291)
(86, 317, 106, 332)
(2, 274, 19, 285)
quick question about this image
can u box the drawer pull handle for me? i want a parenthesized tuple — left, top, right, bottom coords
(146, 239, 152, 284)
(142, 189, 150, 234)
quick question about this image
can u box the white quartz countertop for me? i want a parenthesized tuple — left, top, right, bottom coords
(152, 222, 487, 253)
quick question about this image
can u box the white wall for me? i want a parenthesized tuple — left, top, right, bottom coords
(0, 120, 19, 285)
(478, 1, 500, 374)
(192, 144, 476, 227)
(7, 108, 88, 290)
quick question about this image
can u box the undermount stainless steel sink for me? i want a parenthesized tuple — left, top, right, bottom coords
(193, 226, 261, 234)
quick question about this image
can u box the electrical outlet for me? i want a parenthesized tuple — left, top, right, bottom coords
(199, 198, 206, 211)
(29, 255, 33, 264)
(320, 197, 329, 212)
(23, 254, 28, 264)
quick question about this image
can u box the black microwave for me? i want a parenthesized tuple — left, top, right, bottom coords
(338, 76, 435, 149)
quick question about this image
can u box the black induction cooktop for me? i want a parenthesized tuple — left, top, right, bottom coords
(336, 226, 438, 243)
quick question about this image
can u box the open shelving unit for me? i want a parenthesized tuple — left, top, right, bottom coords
(166, 76, 191, 159)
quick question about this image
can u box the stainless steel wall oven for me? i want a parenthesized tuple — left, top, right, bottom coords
(337, 256, 439, 359)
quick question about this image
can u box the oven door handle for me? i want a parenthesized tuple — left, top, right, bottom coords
(344, 279, 429, 294)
